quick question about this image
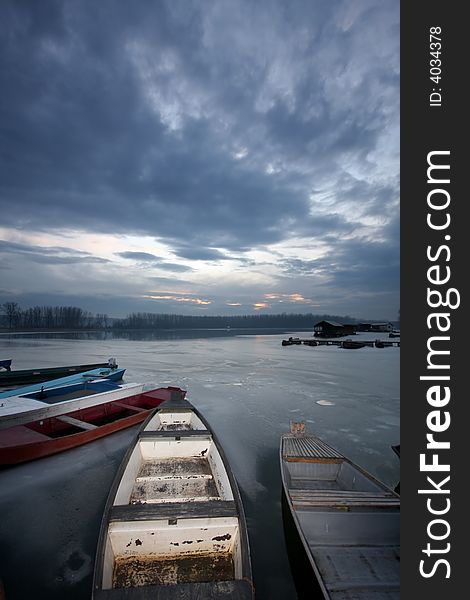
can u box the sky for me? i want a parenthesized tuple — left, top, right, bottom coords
(0, 0, 399, 320)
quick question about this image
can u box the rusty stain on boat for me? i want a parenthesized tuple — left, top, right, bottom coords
(212, 533, 232, 542)
(113, 552, 234, 588)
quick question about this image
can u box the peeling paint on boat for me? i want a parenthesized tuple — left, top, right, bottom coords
(93, 393, 253, 596)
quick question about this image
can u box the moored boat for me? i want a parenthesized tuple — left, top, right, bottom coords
(282, 337, 302, 346)
(0, 358, 119, 387)
(0, 377, 143, 430)
(0, 363, 124, 400)
(92, 389, 254, 599)
(280, 423, 400, 599)
(341, 339, 366, 349)
(0, 387, 179, 466)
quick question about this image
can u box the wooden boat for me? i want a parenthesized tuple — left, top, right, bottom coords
(341, 340, 366, 349)
(0, 387, 179, 466)
(0, 358, 118, 387)
(0, 378, 144, 430)
(280, 423, 400, 599)
(0, 363, 124, 400)
(93, 389, 254, 599)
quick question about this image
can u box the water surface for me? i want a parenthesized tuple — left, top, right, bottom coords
(0, 330, 400, 599)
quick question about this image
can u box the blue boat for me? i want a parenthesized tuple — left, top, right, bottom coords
(0, 359, 118, 386)
(0, 367, 126, 400)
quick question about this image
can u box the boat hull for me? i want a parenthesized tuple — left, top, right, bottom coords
(0, 361, 117, 387)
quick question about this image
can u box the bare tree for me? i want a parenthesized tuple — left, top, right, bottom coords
(1, 302, 20, 329)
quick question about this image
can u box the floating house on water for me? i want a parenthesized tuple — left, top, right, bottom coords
(313, 321, 357, 338)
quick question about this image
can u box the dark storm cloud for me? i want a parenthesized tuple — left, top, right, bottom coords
(115, 250, 193, 272)
(0, 0, 399, 317)
(281, 234, 399, 294)
(0, 240, 86, 255)
(172, 247, 234, 261)
(317, 173, 399, 220)
(0, 0, 300, 250)
(23, 255, 108, 265)
(153, 263, 194, 273)
(116, 252, 161, 261)
(0, 0, 398, 253)
(147, 276, 192, 286)
(0, 239, 109, 264)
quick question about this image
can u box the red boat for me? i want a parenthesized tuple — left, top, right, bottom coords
(0, 386, 186, 466)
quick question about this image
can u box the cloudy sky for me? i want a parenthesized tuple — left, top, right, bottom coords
(0, 0, 399, 320)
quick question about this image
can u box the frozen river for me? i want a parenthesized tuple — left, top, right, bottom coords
(0, 329, 400, 599)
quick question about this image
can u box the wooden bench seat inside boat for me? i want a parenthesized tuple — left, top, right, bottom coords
(56, 415, 98, 430)
(130, 457, 220, 504)
(110, 500, 238, 522)
(290, 488, 399, 508)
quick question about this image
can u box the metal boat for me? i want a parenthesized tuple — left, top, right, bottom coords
(280, 423, 400, 599)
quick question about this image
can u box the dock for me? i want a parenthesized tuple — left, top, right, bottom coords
(282, 337, 400, 348)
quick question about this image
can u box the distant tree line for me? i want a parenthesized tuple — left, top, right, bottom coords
(112, 312, 356, 330)
(1, 302, 358, 331)
(0, 302, 109, 330)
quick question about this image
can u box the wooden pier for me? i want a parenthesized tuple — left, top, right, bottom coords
(282, 337, 400, 348)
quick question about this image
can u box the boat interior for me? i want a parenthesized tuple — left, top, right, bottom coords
(283, 455, 400, 599)
(144, 408, 207, 432)
(99, 406, 245, 591)
(22, 380, 119, 404)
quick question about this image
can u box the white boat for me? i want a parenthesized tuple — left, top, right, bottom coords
(0, 379, 144, 430)
(93, 389, 254, 599)
(281, 423, 400, 599)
